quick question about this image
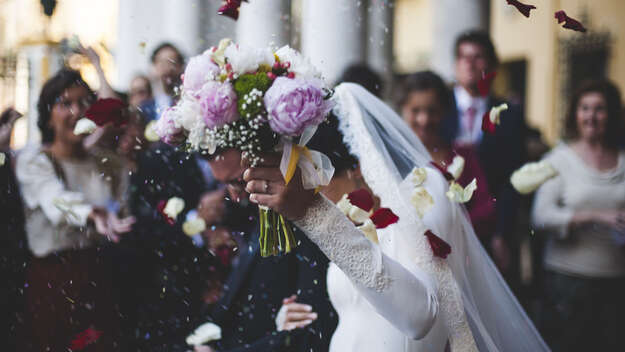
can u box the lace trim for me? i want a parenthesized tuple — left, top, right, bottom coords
(294, 195, 391, 292)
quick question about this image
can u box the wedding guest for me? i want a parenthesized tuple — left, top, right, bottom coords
(532, 80, 625, 352)
(398, 71, 496, 240)
(129, 75, 153, 108)
(15, 69, 134, 351)
(141, 43, 185, 121)
(442, 30, 526, 277)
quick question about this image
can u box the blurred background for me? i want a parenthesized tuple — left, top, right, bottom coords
(1, 0, 623, 147)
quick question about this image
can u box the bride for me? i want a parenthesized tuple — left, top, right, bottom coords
(244, 83, 550, 351)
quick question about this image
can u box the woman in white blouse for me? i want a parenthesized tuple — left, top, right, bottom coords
(16, 69, 134, 351)
(532, 80, 625, 352)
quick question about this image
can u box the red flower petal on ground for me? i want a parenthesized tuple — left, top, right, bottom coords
(481, 111, 497, 134)
(555, 10, 587, 32)
(424, 230, 452, 259)
(69, 326, 103, 350)
(370, 208, 399, 229)
(218, 0, 243, 20)
(157, 200, 176, 226)
(85, 98, 127, 127)
(429, 161, 454, 181)
(347, 189, 374, 212)
(506, 0, 536, 18)
(477, 71, 497, 97)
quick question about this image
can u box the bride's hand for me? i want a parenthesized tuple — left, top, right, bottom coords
(243, 153, 316, 220)
(275, 295, 318, 331)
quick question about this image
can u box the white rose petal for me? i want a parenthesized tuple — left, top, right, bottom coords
(336, 194, 352, 216)
(411, 186, 434, 218)
(0, 152, 5, 166)
(447, 155, 465, 180)
(510, 161, 558, 194)
(183, 218, 207, 236)
(73, 118, 97, 135)
(358, 219, 379, 244)
(164, 197, 185, 220)
(186, 322, 222, 346)
(210, 38, 232, 68)
(348, 206, 373, 224)
(411, 167, 427, 186)
(489, 103, 509, 125)
(144, 121, 160, 142)
(446, 179, 477, 203)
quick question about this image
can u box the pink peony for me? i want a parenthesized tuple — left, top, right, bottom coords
(263, 77, 334, 136)
(154, 107, 185, 145)
(196, 81, 239, 129)
(183, 52, 221, 93)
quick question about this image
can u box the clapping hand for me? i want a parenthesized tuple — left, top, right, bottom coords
(243, 153, 317, 221)
(89, 208, 135, 242)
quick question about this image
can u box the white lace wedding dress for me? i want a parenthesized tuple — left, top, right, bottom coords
(292, 83, 550, 352)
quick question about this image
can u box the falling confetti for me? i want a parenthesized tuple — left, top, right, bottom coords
(69, 326, 103, 350)
(481, 103, 508, 135)
(218, 0, 249, 20)
(555, 10, 587, 32)
(85, 98, 128, 127)
(506, 0, 536, 18)
(424, 230, 452, 259)
(477, 71, 497, 97)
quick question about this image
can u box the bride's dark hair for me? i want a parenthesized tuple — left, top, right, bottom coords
(307, 113, 358, 174)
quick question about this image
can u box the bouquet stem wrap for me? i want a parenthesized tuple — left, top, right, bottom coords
(258, 127, 335, 257)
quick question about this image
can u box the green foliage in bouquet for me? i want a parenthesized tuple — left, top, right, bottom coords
(234, 73, 272, 120)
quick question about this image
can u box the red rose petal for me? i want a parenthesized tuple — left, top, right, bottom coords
(477, 71, 497, 97)
(85, 98, 127, 127)
(370, 208, 399, 229)
(218, 0, 243, 20)
(429, 161, 454, 181)
(506, 0, 536, 18)
(424, 230, 452, 259)
(481, 111, 497, 134)
(347, 188, 374, 212)
(157, 200, 176, 226)
(69, 327, 103, 350)
(555, 10, 587, 32)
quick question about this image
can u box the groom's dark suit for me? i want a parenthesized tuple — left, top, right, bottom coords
(209, 216, 337, 352)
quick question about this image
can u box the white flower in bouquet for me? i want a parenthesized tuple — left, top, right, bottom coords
(225, 43, 275, 76)
(510, 161, 558, 194)
(275, 45, 324, 82)
(176, 94, 204, 131)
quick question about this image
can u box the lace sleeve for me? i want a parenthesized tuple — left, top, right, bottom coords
(294, 194, 439, 339)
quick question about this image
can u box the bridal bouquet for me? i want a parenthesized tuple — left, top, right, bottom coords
(155, 39, 335, 257)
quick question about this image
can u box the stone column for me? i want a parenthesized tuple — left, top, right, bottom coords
(301, 0, 366, 84)
(161, 0, 204, 56)
(367, 0, 395, 95)
(431, 0, 490, 82)
(237, 0, 291, 48)
(204, 0, 237, 47)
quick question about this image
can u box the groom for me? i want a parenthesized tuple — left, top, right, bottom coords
(198, 148, 337, 352)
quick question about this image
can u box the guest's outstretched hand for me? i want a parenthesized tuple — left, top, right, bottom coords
(275, 295, 318, 331)
(243, 153, 317, 221)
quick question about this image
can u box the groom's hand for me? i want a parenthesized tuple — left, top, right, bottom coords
(243, 153, 316, 220)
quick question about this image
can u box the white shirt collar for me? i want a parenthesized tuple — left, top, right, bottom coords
(454, 85, 487, 112)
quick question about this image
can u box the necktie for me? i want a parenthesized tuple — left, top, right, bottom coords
(465, 105, 477, 138)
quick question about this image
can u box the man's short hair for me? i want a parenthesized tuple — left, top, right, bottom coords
(454, 30, 499, 67)
(150, 42, 185, 65)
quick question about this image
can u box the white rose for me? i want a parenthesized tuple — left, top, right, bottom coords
(176, 95, 204, 131)
(358, 219, 379, 243)
(164, 197, 185, 220)
(225, 44, 275, 76)
(411, 167, 427, 186)
(275, 45, 324, 82)
(412, 186, 434, 218)
(186, 322, 222, 346)
(447, 155, 465, 180)
(183, 218, 207, 236)
(73, 118, 97, 135)
(446, 179, 477, 203)
(510, 161, 558, 194)
(489, 103, 509, 125)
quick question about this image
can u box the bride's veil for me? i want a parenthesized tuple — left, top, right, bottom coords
(332, 83, 549, 352)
